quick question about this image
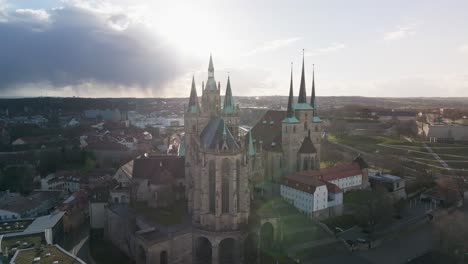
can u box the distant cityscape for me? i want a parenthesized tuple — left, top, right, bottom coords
(0, 55, 466, 264)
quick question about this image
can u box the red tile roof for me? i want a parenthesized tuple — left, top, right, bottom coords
(282, 173, 326, 194)
(298, 163, 362, 182)
(323, 181, 342, 194)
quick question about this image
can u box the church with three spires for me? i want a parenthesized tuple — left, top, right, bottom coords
(180, 53, 322, 263)
(113, 54, 324, 264)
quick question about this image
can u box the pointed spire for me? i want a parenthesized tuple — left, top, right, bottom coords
(187, 75, 200, 113)
(223, 75, 235, 113)
(311, 64, 316, 108)
(298, 49, 307, 103)
(248, 131, 256, 156)
(208, 53, 214, 73)
(208, 53, 214, 77)
(287, 63, 295, 118)
(205, 54, 217, 91)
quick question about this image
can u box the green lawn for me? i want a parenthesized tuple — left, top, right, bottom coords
(13, 245, 81, 264)
(131, 200, 187, 226)
(329, 134, 408, 153)
(329, 133, 468, 171)
(2, 235, 43, 253)
(256, 198, 331, 246)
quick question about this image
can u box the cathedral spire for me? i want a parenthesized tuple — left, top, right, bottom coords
(205, 54, 217, 91)
(287, 63, 295, 118)
(283, 63, 300, 123)
(187, 75, 200, 113)
(223, 75, 235, 113)
(310, 64, 317, 116)
(311, 64, 316, 109)
(298, 49, 307, 104)
(208, 53, 214, 77)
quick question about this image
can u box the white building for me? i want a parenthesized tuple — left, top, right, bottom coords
(280, 173, 343, 216)
(41, 172, 82, 193)
(297, 162, 366, 192)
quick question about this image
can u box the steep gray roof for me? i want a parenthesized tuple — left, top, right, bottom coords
(298, 134, 316, 154)
(200, 117, 239, 151)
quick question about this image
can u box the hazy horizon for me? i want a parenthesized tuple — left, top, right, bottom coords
(0, 0, 467, 98)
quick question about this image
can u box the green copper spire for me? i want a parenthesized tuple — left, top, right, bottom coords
(311, 64, 316, 108)
(298, 49, 307, 104)
(311, 65, 321, 123)
(187, 75, 200, 113)
(287, 64, 295, 118)
(248, 131, 255, 156)
(222, 75, 235, 113)
(283, 64, 299, 123)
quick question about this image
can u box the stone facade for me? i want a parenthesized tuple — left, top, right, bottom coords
(104, 54, 326, 264)
(250, 59, 322, 192)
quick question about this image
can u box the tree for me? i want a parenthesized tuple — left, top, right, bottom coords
(0, 165, 34, 194)
(434, 211, 468, 262)
(350, 187, 394, 232)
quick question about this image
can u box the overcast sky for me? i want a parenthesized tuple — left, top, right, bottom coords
(0, 0, 467, 98)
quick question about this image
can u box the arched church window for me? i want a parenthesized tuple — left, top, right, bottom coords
(209, 160, 216, 213)
(304, 122, 308, 131)
(192, 125, 196, 132)
(315, 126, 318, 132)
(222, 159, 231, 213)
(293, 126, 296, 133)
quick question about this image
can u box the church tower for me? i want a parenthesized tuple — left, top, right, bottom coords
(184, 55, 252, 264)
(282, 65, 301, 175)
(310, 65, 322, 164)
(221, 76, 240, 139)
(201, 55, 221, 116)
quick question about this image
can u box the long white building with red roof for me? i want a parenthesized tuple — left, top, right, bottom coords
(280, 157, 369, 217)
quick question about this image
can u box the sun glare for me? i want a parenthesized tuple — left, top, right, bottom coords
(151, 3, 227, 57)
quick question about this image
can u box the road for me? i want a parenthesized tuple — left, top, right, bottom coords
(356, 222, 436, 264)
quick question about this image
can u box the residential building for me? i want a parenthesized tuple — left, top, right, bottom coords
(0, 191, 62, 220)
(280, 172, 343, 218)
(296, 159, 369, 193)
(368, 170, 407, 200)
(426, 124, 468, 143)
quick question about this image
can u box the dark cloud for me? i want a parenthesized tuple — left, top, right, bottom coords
(0, 5, 183, 94)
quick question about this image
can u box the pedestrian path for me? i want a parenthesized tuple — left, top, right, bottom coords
(422, 143, 450, 169)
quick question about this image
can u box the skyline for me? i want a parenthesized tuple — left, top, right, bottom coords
(0, 0, 467, 98)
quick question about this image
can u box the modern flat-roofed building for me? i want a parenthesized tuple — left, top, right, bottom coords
(368, 170, 407, 200)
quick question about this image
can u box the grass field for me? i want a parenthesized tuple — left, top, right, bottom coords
(256, 198, 332, 247)
(329, 134, 468, 171)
